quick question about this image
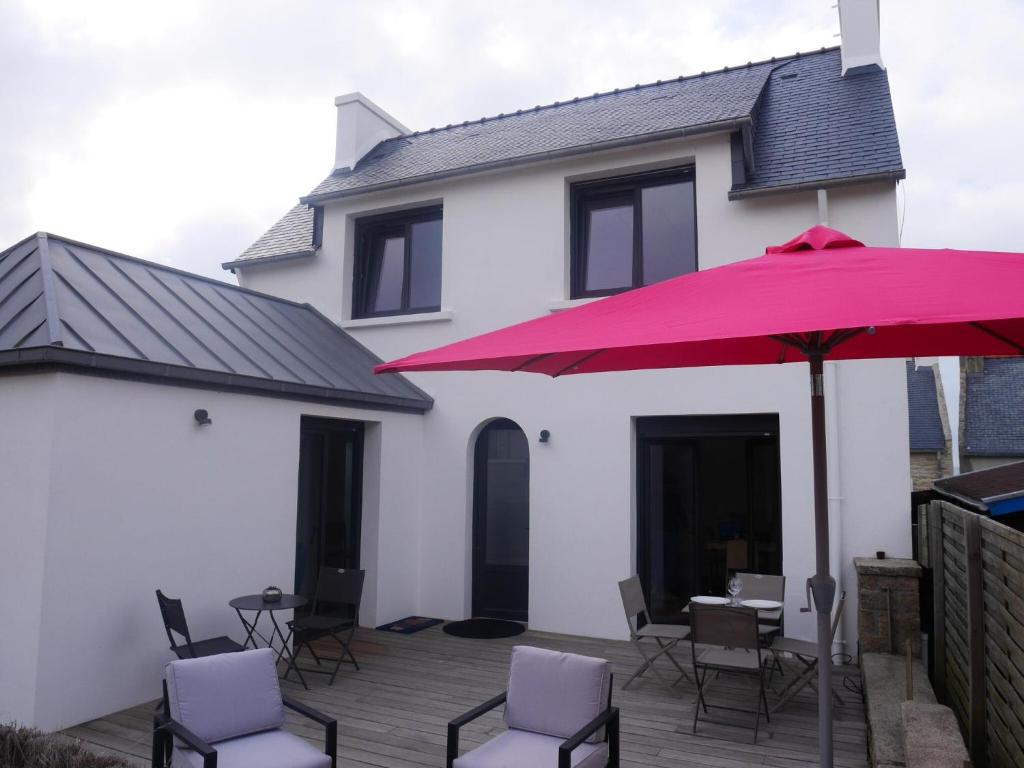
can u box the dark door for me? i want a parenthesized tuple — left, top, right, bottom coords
(637, 415, 782, 624)
(295, 417, 364, 600)
(472, 419, 530, 621)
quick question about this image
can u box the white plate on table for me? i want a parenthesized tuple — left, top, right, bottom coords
(690, 596, 731, 605)
(740, 599, 783, 610)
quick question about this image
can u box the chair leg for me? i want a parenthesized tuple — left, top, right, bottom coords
(308, 642, 323, 667)
(283, 635, 306, 680)
(608, 709, 620, 767)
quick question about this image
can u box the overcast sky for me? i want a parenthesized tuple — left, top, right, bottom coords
(2, 0, 1022, 281)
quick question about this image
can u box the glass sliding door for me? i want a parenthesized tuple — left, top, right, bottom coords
(637, 415, 782, 624)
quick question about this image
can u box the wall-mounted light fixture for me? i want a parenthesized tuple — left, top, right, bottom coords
(539, 429, 550, 443)
(194, 408, 212, 426)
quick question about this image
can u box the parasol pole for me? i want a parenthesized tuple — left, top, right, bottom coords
(808, 349, 837, 768)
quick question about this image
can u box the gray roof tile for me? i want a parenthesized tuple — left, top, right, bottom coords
(0, 233, 432, 412)
(964, 358, 1024, 456)
(906, 361, 946, 452)
(235, 47, 903, 265)
(229, 203, 315, 266)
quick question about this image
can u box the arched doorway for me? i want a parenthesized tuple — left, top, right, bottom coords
(472, 418, 530, 621)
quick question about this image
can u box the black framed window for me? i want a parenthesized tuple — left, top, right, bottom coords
(353, 206, 442, 318)
(570, 167, 697, 298)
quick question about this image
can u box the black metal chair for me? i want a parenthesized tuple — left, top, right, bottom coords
(689, 602, 770, 742)
(285, 567, 364, 685)
(155, 589, 244, 660)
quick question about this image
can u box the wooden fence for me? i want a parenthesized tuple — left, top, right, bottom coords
(919, 500, 1024, 768)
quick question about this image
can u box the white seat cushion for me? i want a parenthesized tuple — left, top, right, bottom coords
(504, 646, 610, 743)
(165, 648, 285, 743)
(173, 729, 331, 768)
(453, 729, 607, 768)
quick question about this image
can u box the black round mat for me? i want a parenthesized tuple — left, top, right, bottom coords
(443, 618, 526, 639)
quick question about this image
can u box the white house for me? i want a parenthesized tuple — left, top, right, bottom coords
(1, 0, 910, 733)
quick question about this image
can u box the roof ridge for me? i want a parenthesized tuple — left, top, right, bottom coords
(391, 45, 839, 143)
(36, 233, 64, 347)
(31, 231, 322, 312)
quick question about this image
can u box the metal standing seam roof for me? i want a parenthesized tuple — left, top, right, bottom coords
(227, 47, 904, 269)
(963, 357, 1024, 456)
(0, 233, 432, 412)
(906, 361, 947, 452)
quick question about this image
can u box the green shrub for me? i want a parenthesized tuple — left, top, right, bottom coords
(0, 724, 135, 768)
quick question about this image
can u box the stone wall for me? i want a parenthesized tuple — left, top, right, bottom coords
(855, 557, 922, 658)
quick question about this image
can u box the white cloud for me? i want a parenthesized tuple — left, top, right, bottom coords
(2, 0, 1023, 281)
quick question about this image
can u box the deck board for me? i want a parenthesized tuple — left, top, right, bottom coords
(62, 625, 868, 767)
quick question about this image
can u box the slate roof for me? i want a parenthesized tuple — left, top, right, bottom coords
(934, 461, 1024, 507)
(907, 362, 947, 452)
(230, 46, 903, 267)
(0, 233, 432, 412)
(963, 358, 1024, 456)
(235, 203, 315, 264)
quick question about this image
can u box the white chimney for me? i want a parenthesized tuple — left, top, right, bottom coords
(838, 0, 884, 75)
(333, 93, 409, 172)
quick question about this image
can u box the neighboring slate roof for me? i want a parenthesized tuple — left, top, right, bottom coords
(963, 358, 1024, 456)
(235, 203, 315, 265)
(934, 460, 1024, 507)
(907, 362, 946, 452)
(232, 46, 903, 267)
(0, 233, 432, 412)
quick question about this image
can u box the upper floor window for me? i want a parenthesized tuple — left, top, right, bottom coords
(353, 206, 443, 318)
(570, 167, 697, 298)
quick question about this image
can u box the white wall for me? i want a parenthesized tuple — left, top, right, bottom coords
(238, 132, 910, 647)
(0, 374, 57, 726)
(5, 372, 423, 730)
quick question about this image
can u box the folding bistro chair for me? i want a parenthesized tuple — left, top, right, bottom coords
(769, 590, 847, 713)
(689, 603, 769, 742)
(617, 576, 690, 688)
(285, 567, 364, 686)
(155, 590, 245, 660)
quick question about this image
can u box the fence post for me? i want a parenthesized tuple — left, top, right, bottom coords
(964, 512, 986, 768)
(929, 501, 947, 703)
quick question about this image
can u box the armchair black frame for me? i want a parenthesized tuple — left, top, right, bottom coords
(151, 682, 337, 768)
(285, 567, 364, 686)
(445, 675, 620, 768)
(155, 589, 244, 660)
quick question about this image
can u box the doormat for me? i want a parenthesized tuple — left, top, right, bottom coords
(376, 616, 444, 635)
(442, 618, 526, 639)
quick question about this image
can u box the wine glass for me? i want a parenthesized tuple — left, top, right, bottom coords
(727, 575, 743, 606)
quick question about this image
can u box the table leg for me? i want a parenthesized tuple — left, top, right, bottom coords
(236, 608, 262, 649)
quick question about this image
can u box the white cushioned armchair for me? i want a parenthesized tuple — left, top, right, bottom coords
(447, 645, 620, 768)
(151, 648, 337, 768)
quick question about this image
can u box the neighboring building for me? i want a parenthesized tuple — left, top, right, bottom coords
(230, 2, 906, 665)
(0, 233, 431, 729)
(2, 1, 913, 732)
(934, 460, 1024, 529)
(959, 357, 1024, 471)
(907, 360, 953, 490)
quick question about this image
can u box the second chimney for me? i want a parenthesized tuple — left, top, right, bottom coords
(333, 93, 409, 172)
(838, 0, 885, 76)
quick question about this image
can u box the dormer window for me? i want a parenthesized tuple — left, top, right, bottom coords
(570, 167, 696, 298)
(353, 206, 442, 318)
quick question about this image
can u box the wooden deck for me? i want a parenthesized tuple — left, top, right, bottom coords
(63, 625, 869, 767)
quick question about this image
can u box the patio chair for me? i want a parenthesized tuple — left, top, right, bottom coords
(446, 645, 619, 768)
(769, 590, 847, 713)
(617, 576, 690, 688)
(155, 589, 245, 660)
(735, 572, 785, 632)
(689, 603, 769, 742)
(285, 567, 364, 685)
(151, 648, 337, 768)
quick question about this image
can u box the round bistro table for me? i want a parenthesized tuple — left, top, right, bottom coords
(229, 593, 308, 689)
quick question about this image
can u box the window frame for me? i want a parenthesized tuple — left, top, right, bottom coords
(352, 205, 443, 319)
(570, 166, 697, 299)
